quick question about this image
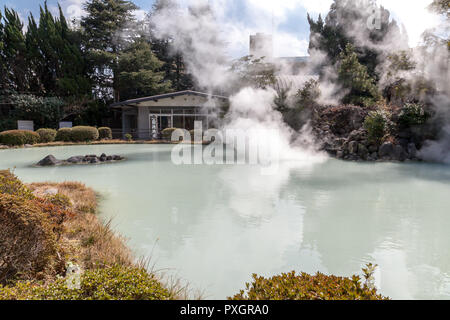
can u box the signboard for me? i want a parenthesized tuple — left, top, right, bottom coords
(59, 122, 73, 129)
(150, 115, 158, 140)
(17, 120, 34, 131)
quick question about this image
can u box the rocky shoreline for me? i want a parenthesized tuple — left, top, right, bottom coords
(311, 105, 425, 162)
(36, 154, 125, 166)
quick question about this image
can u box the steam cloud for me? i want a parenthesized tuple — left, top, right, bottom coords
(149, 0, 449, 164)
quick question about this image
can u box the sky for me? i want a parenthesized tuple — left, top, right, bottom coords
(0, 0, 440, 58)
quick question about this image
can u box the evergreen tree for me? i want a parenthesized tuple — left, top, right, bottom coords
(118, 38, 171, 100)
(81, 0, 138, 101)
(0, 10, 6, 90)
(2, 8, 28, 92)
(308, 0, 407, 79)
(25, 4, 90, 97)
(338, 44, 380, 107)
(148, 0, 194, 91)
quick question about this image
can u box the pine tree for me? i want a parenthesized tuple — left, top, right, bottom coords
(308, 0, 408, 79)
(338, 44, 380, 107)
(148, 0, 194, 91)
(81, 0, 138, 101)
(118, 38, 171, 100)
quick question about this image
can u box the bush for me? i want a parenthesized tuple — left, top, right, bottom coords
(0, 170, 35, 200)
(0, 193, 58, 285)
(0, 265, 173, 300)
(398, 103, 430, 128)
(36, 129, 57, 143)
(55, 128, 72, 142)
(161, 128, 179, 141)
(364, 110, 389, 145)
(0, 130, 39, 146)
(230, 265, 387, 300)
(70, 126, 99, 142)
(98, 127, 112, 140)
(124, 133, 133, 141)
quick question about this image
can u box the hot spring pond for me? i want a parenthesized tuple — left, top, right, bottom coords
(1, 144, 450, 299)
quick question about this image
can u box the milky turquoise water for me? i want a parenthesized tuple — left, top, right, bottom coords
(1, 144, 450, 299)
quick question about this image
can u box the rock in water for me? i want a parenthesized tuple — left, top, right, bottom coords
(67, 156, 84, 163)
(378, 142, 394, 158)
(37, 155, 60, 166)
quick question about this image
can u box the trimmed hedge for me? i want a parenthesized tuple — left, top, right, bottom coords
(161, 128, 180, 141)
(98, 127, 112, 140)
(0, 265, 172, 300)
(70, 126, 99, 142)
(0, 130, 40, 146)
(36, 129, 57, 143)
(55, 128, 72, 142)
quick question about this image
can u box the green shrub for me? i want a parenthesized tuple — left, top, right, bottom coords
(0, 265, 172, 300)
(161, 128, 179, 141)
(124, 133, 133, 141)
(70, 126, 99, 142)
(230, 265, 387, 300)
(23, 131, 40, 145)
(398, 103, 430, 127)
(55, 128, 72, 142)
(0, 193, 58, 285)
(364, 110, 389, 145)
(0, 170, 35, 200)
(36, 129, 57, 143)
(0, 130, 39, 146)
(98, 127, 112, 140)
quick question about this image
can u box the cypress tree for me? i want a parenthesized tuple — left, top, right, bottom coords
(3, 7, 28, 92)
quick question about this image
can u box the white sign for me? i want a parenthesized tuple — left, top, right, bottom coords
(59, 122, 73, 129)
(17, 120, 34, 131)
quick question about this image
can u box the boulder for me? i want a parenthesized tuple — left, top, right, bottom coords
(348, 141, 358, 154)
(112, 155, 123, 161)
(37, 155, 60, 166)
(90, 157, 99, 164)
(358, 143, 368, 157)
(43, 188, 58, 196)
(393, 145, 407, 161)
(407, 143, 418, 158)
(378, 142, 395, 158)
(67, 156, 84, 163)
(368, 145, 378, 153)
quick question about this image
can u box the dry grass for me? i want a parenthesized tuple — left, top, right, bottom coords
(27, 182, 134, 271)
(26, 181, 197, 299)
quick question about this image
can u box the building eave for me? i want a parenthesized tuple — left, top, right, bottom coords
(110, 90, 229, 108)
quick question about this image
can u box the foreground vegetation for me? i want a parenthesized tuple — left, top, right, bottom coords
(0, 170, 388, 300)
(230, 266, 387, 300)
(0, 170, 180, 300)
